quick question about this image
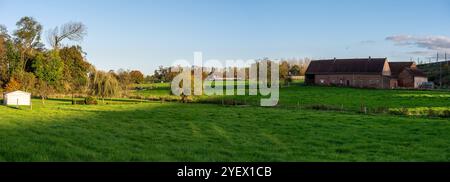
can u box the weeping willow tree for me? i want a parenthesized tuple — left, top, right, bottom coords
(89, 70, 120, 103)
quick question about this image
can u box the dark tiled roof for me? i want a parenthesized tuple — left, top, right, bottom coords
(403, 68, 427, 77)
(389, 62, 415, 78)
(305, 58, 387, 74)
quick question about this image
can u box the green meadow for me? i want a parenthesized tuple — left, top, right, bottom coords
(0, 99, 450, 161)
(132, 82, 450, 116)
(1, 84, 450, 161)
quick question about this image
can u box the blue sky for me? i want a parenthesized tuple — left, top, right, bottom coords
(1, 0, 449, 74)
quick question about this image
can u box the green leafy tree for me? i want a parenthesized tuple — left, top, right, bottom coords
(4, 41, 21, 78)
(32, 51, 64, 103)
(0, 27, 6, 86)
(0, 25, 16, 86)
(289, 65, 301, 76)
(13, 16, 44, 71)
(33, 51, 64, 85)
(35, 79, 52, 104)
(144, 75, 155, 83)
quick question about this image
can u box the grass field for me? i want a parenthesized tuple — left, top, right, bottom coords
(132, 82, 450, 117)
(0, 99, 449, 161)
(1, 83, 449, 161)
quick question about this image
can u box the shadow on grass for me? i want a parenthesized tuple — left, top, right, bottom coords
(2, 105, 20, 110)
(0, 103, 33, 110)
(45, 97, 148, 104)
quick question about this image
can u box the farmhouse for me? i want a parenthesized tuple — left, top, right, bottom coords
(3, 90, 31, 106)
(305, 58, 427, 89)
(389, 62, 428, 88)
(398, 68, 428, 88)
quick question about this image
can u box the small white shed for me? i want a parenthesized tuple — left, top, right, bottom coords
(3, 90, 31, 106)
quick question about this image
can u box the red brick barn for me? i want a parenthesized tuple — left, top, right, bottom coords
(305, 58, 393, 89)
(397, 68, 428, 88)
(305, 58, 428, 89)
(388, 62, 415, 88)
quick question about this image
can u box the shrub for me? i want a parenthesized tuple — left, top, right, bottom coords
(389, 107, 450, 118)
(443, 110, 450, 118)
(427, 108, 438, 117)
(73, 100, 86, 105)
(85, 97, 98, 105)
(388, 108, 402, 115)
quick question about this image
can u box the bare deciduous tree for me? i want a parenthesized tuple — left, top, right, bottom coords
(47, 22, 87, 50)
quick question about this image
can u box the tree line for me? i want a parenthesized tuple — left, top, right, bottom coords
(1, 16, 310, 104)
(0, 17, 145, 104)
(148, 58, 310, 85)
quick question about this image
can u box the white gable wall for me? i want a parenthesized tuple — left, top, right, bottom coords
(3, 91, 31, 106)
(414, 77, 428, 88)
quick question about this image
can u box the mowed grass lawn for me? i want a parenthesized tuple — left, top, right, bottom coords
(133, 82, 450, 114)
(0, 99, 449, 161)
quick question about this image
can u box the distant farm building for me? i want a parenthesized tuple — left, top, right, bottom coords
(305, 58, 428, 89)
(389, 62, 428, 88)
(3, 91, 31, 106)
(289, 76, 305, 80)
(208, 75, 244, 81)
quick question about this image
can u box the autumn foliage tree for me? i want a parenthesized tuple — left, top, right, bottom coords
(1, 17, 152, 103)
(116, 69, 132, 96)
(279, 61, 290, 85)
(130, 70, 144, 84)
(59, 46, 92, 100)
(5, 78, 20, 92)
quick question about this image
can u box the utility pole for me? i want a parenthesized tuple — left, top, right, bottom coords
(446, 52, 448, 71)
(438, 52, 442, 88)
(446, 52, 448, 87)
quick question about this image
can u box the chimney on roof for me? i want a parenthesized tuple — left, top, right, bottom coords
(369, 56, 372, 61)
(333, 57, 336, 61)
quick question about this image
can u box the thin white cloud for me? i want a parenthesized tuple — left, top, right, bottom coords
(386, 35, 450, 51)
(360, 40, 376, 45)
(408, 51, 432, 55)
